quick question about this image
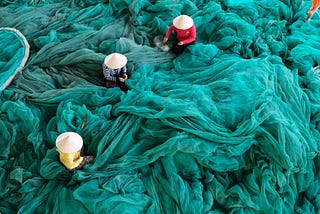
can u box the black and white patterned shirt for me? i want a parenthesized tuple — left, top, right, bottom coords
(102, 64, 127, 82)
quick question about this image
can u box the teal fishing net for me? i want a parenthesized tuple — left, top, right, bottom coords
(0, 0, 319, 213)
(0, 27, 29, 90)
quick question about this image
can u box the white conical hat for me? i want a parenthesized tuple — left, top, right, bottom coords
(56, 132, 83, 154)
(103, 53, 127, 69)
(173, 15, 194, 30)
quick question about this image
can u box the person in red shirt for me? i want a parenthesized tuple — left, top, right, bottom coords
(163, 15, 196, 54)
(305, 0, 320, 21)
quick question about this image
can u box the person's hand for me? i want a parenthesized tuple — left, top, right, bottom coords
(163, 37, 168, 43)
(305, 13, 311, 22)
(119, 74, 128, 82)
(178, 41, 183, 45)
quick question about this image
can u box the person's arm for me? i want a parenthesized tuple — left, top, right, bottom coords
(308, 0, 320, 15)
(103, 64, 116, 81)
(119, 67, 128, 82)
(163, 25, 175, 42)
(122, 66, 128, 80)
(122, 66, 127, 75)
(179, 25, 196, 45)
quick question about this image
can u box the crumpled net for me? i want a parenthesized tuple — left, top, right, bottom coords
(0, 0, 319, 213)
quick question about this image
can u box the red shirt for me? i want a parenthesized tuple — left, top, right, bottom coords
(309, 0, 320, 14)
(165, 25, 196, 45)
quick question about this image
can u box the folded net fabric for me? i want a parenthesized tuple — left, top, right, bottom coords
(0, 0, 319, 213)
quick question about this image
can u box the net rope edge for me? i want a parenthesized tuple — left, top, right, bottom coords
(0, 27, 30, 90)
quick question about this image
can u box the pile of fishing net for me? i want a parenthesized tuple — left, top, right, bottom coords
(0, 0, 319, 213)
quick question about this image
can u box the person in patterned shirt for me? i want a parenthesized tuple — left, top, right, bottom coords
(102, 53, 128, 91)
(163, 15, 196, 54)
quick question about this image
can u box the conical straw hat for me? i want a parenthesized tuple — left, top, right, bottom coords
(173, 15, 194, 30)
(56, 132, 83, 154)
(104, 53, 127, 69)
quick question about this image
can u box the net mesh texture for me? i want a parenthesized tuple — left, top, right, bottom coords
(0, 0, 319, 213)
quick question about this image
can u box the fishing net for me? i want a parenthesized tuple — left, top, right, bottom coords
(0, 0, 319, 213)
(0, 27, 29, 90)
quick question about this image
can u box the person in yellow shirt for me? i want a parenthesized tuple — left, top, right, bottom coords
(305, 0, 320, 21)
(56, 132, 93, 170)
